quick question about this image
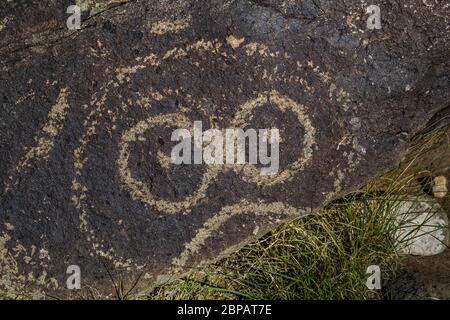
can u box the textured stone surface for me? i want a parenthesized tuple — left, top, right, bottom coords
(0, 0, 449, 298)
(395, 196, 449, 256)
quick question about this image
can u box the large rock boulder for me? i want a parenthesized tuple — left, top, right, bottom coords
(0, 0, 449, 298)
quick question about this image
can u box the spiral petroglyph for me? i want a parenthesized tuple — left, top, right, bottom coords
(117, 90, 315, 214)
(67, 37, 353, 273)
(1, 34, 363, 291)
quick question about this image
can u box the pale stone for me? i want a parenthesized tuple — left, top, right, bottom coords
(432, 175, 448, 199)
(395, 196, 449, 256)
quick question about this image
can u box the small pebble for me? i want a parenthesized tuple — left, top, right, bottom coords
(432, 175, 448, 199)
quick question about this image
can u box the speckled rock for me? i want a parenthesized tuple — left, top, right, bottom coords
(0, 0, 449, 298)
(395, 196, 449, 256)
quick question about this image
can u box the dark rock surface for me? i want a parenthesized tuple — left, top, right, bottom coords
(0, 0, 449, 298)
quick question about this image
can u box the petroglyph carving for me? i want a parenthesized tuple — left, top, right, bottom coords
(71, 39, 345, 271)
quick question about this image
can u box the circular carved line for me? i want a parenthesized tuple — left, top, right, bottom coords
(234, 90, 316, 186)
